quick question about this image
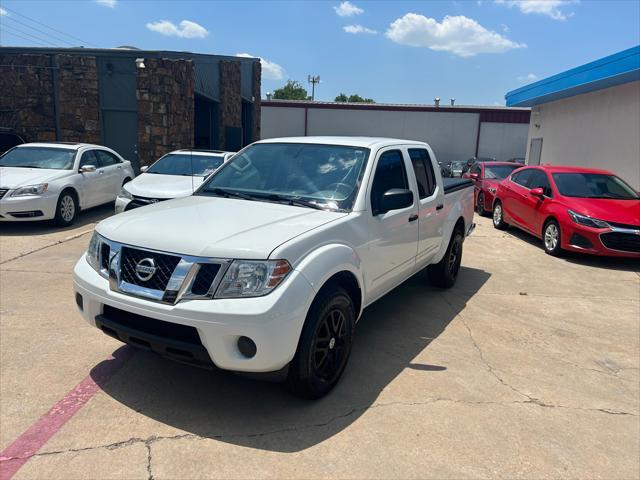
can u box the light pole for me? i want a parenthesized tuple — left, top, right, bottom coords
(307, 75, 320, 101)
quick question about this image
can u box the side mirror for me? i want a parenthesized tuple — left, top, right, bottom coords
(140, 165, 149, 173)
(530, 187, 545, 198)
(377, 188, 414, 214)
(79, 165, 96, 173)
(470, 173, 479, 181)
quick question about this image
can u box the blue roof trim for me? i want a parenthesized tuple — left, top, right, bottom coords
(505, 45, 640, 107)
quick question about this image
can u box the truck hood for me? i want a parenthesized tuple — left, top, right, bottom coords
(0, 167, 70, 188)
(125, 173, 204, 199)
(97, 195, 348, 259)
(564, 197, 640, 225)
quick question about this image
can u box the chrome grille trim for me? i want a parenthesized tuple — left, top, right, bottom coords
(96, 238, 231, 304)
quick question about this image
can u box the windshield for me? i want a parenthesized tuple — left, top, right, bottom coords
(0, 147, 76, 169)
(484, 164, 520, 179)
(146, 153, 225, 176)
(552, 173, 639, 200)
(198, 143, 370, 211)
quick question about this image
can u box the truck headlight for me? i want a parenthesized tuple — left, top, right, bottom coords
(86, 232, 103, 272)
(215, 259, 291, 298)
(11, 183, 48, 197)
(567, 210, 610, 229)
(117, 184, 133, 200)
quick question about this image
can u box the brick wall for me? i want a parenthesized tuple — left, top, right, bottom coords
(0, 53, 100, 143)
(219, 60, 242, 150)
(136, 58, 195, 166)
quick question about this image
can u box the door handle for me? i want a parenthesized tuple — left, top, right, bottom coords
(436, 204, 444, 211)
(408, 214, 419, 222)
(117, 165, 122, 169)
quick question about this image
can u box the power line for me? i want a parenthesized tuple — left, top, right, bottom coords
(2, 16, 77, 47)
(1, 30, 50, 48)
(2, 6, 94, 47)
(1, 24, 59, 47)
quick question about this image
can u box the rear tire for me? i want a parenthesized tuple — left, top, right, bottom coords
(492, 201, 508, 230)
(543, 220, 562, 256)
(428, 229, 464, 288)
(287, 286, 354, 399)
(54, 190, 77, 226)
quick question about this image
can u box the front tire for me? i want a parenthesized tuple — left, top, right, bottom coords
(54, 190, 77, 226)
(428, 229, 464, 288)
(287, 286, 354, 399)
(543, 220, 562, 256)
(492, 201, 508, 230)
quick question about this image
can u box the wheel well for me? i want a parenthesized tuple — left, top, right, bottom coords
(58, 187, 79, 212)
(542, 216, 559, 234)
(123, 177, 131, 185)
(319, 271, 362, 318)
(454, 217, 465, 236)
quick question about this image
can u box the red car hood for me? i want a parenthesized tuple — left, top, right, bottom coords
(564, 197, 640, 225)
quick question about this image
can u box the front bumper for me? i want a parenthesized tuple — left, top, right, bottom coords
(0, 192, 57, 221)
(73, 255, 316, 372)
(562, 223, 640, 258)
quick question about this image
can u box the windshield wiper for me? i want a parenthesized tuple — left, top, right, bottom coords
(264, 193, 328, 211)
(209, 187, 257, 201)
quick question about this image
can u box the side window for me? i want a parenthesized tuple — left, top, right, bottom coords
(528, 170, 553, 197)
(512, 169, 533, 187)
(95, 150, 120, 167)
(371, 150, 408, 213)
(408, 148, 436, 199)
(79, 151, 98, 168)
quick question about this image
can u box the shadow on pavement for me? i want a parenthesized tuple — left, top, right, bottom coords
(0, 203, 114, 236)
(93, 266, 489, 452)
(505, 227, 640, 272)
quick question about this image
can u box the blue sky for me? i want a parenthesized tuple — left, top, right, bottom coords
(1, 0, 638, 105)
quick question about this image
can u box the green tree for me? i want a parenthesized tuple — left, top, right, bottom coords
(334, 93, 375, 103)
(272, 80, 309, 100)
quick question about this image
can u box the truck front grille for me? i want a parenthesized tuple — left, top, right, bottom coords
(120, 247, 181, 291)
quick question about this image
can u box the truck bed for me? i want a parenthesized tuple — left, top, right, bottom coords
(443, 177, 473, 194)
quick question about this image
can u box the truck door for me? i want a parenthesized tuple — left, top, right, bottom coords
(365, 148, 419, 300)
(408, 147, 443, 269)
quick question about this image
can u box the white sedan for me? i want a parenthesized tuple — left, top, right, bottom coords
(0, 142, 134, 226)
(115, 149, 233, 213)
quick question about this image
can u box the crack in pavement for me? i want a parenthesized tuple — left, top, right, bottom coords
(0, 228, 93, 265)
(1, 396, 635, 466)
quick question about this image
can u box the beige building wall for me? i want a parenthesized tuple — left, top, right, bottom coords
(525, 81, 640, 189)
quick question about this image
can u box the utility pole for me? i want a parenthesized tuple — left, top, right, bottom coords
(307, 75, 320, 101)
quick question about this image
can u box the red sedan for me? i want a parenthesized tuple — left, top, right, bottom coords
(464, 162, 523, 215)
(491, 165, 640, 257)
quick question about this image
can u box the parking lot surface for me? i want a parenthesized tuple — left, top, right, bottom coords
(1, 211, 639, 479)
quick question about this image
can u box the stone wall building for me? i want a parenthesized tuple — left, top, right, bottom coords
(0, 47, 261, 169)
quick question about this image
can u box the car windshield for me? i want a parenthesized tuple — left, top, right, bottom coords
(484, 164, 521, 179)
(552, 173, 639, 200)
(198, 143, 370, 211)
(146, 153, 225, 176)
(0, 146, 76, 169)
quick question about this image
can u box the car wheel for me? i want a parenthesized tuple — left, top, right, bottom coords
(54, 190, 77, 226)
(428, 228, 464, 288)
(543, 220, 562, 256)
(492, 201, 508, 230)
(476, 192, 485, 215)
(287, 286, 354, 399)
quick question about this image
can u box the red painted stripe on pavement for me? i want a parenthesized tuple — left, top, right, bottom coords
(0, 347, 135, 480)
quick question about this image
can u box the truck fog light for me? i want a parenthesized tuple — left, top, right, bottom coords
(237, 336, 257, 358)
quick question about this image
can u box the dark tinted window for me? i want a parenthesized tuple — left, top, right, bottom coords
(408, 149, 436, 199)
(79, 151, 99, 168)
(371, 150, 408, 213)
(484, 164, 520, 179)
(0, 133, 23, 153)
(528, 170, 553, 196)
(552, 173, 639, 199)
(511, 169, 534, 187)
(95, 150, 120, 167)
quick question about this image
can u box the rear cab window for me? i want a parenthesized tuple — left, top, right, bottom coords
(371, 149, 408, 213)
(408, 148, 436, 199)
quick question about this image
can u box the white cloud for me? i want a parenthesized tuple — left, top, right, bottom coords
(146, 20, 209, 39)
(236, 53, 285, 81)
(386, 13, 526, 58)
(344, 24, 377, 34)
(0, 7, 8, 15)
(334, 1, 363, 17)
(96, 0, 117, 7)
(495, 0, 577, 21)
(517, 73, 539, 82)
(501, 23, 510, 32)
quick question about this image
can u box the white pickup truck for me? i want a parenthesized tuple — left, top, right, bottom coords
(73, 137, 475, 398)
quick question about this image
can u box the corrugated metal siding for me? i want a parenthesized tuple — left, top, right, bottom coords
(194, 60, 220, 101)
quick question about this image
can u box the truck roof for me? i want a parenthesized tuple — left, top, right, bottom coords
(257, 136, 427, 149)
